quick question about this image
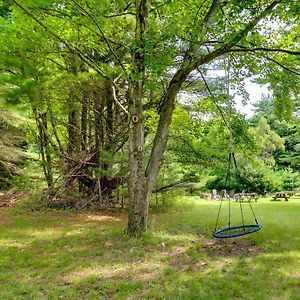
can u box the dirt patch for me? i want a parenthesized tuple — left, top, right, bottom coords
(0, 209, 9, 224)
(0, 189, 29, 208)
(166, 236, 262, 274)
(201, 238, 261, 257)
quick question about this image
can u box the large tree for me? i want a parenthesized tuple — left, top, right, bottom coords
(3, 0, 300, 235)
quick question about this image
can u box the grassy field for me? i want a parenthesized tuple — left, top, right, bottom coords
(0, 197, 299, 299)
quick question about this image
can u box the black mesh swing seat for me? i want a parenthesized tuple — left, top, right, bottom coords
(212, 151, 262, 239)
(213, 224, 261, 238)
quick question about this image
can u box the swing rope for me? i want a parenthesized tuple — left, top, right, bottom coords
(232, 151, 246, 232)
(212, 154, 262, 238)
(227, 151, 231, 228)
(212, 54, 261, 239)
(212, 148, 262, 238)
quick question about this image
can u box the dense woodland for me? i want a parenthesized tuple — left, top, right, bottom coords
(0, 0, 299, 235)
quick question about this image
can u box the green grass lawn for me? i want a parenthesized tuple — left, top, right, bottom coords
(0, 197, 300, 299)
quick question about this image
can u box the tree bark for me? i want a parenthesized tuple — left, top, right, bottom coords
(41, 113, 53, 187)
(81, 92, 88, 152)
(67, 109, 79, 155)
(34, 110, 53, 187)
(94, 87, 104, 164)
(127, 88, 147, 234)
(127, 0, 148, 235)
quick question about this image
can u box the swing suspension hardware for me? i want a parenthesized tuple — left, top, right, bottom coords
(212, 151, 262, 239)
(212, 52, 261, 239)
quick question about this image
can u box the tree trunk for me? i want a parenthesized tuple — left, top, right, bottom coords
(67, 109, 79, 155)
(94, 88, 104, 164)
(127, 0, 148, 235)
(127, 90, 147, 234)
(145, 66, 193, 200)
(81, 94, 88, 152)
(105, 79, 114, 143)
(35, 110, 53, 187)
(41, 113, 53, 187)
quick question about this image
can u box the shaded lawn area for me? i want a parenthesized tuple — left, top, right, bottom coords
(0, 198, 300, 299)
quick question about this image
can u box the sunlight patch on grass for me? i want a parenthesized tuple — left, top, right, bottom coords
(264, 250, 300, 258)
(151, 230, 196, 244)
(84, 214, 125, 222)
(63, 264, 128, 282)
(29, 228, 65, 238)
(0, 238, 28, 248)
(63, 259, 163, 284)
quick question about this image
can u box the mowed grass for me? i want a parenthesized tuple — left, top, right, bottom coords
(0, 197, 300, 299)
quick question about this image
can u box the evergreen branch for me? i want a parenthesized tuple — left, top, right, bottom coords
(11, 0, 109, 79)
(11, 0, 128, 110)
(68, 0, 129, 79)
(0, 68, 19, 75)
(46, 58, 67, 69)
(36, 7, 73, 19)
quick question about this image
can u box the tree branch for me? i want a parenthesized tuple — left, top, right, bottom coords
(195, 1, 283, 63)
(230, 46, 300, 56)
(68, 0, 129, 79)
(153, 179, 190, 193)
(263, 56, 300, 76)
(189, 0, 221, 52)
(104, 11, 135, 18)
(197, 68, 231, 129)
(192, 0, 209, 29)
(145, 1, 283, 194)
(201, 0, 221, 30)
(11, 0, 109, 79)
(229, 46, 300, 75)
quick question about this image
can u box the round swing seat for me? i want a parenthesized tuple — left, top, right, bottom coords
(212, 224, 262, 238)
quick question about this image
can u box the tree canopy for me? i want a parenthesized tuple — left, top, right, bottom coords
(0, 0, 299, 235)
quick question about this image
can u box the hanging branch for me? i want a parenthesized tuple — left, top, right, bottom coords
(112, 84, 129, 115)
(197, 67, 231, 130)
(262, 56, 300, 76)
(230, 46, 300, 56)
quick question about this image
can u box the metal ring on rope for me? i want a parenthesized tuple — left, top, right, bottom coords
(132, 115, 139, 123)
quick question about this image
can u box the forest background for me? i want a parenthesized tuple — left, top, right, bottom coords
(0, 0, 299, 235)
